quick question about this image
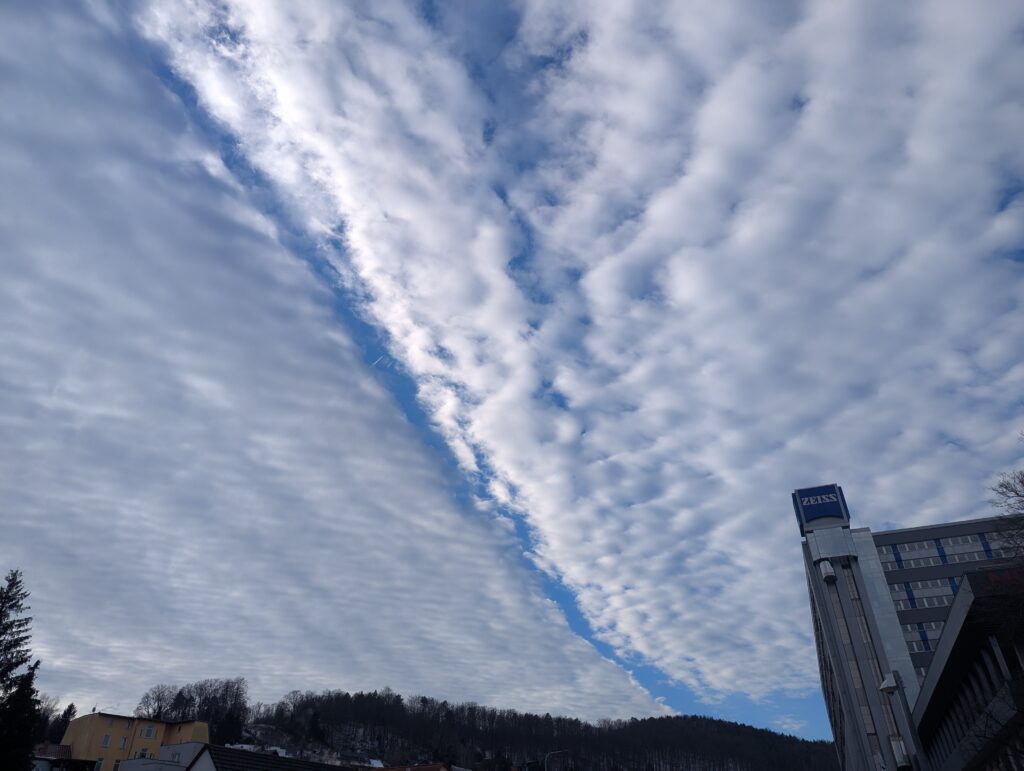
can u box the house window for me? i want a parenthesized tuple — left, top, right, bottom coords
(171, 752, 181, 762)
(101, 735, 110, 748)
(113, 762, 121, 771)
(119, 737, 127, 749)
(137, 748, 148, 759)
(144, 724, 154, 738)
(95, 760, 103, 771)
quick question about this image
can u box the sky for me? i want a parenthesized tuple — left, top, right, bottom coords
(1, 0, 1023, 742)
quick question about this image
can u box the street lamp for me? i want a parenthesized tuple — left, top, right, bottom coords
(544, 750, 567, 771)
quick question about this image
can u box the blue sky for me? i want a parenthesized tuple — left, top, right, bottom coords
(2, 0, 1024, 741)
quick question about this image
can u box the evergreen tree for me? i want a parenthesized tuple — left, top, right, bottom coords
(48, 703, 77, 744)
(0, 569, 41, 771)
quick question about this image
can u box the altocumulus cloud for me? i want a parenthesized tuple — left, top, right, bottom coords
(138, 0, 1024, 704)
(0, 2, 666, 720)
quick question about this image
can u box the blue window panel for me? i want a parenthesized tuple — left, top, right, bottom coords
(918, 625, 931, 651)
(891, 544, 904, 568)
(979, 532, 993, 559)
(934, 538, 948, 564)
(947, 577, 958, 594)
(904, 582, 917, 609)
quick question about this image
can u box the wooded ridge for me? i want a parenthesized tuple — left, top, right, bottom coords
(132, 678, 838, 770)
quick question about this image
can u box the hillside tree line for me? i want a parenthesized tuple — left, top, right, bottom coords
(136, 680, 837, 771)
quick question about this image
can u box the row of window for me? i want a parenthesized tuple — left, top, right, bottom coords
(890, 579, 957, 598)
(877, 541, 931, 556)
(944, 534, 983, 546)
(878, 533, 985, 559)
(881, 548, 1005, 571)
(952, 550, 990, 563)
(95, 749, 160, 771)
(902, 621, 944, 633)
(882, 555, 944, 569)
(100, 725, 155, 748)
(903, 631, 941, 646)
(909, 578, 957, 592)
(893, 594, 954, 610)
(877, 533, 1006, 558)
(907, 639, 932, 653)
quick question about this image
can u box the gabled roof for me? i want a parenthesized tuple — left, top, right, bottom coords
(33, 742, 71, 759)
(186, 745, 348, 771)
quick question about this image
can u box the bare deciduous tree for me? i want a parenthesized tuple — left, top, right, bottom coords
(992, 433, 1024, 561)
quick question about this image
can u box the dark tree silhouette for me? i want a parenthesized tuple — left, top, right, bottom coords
(136, 677, 249, 744)
(0, 569, 41, 771)
(993, 463, 1024, 558)
(991, 432, 1024, 556)
(994, 468, 1024, 517)
(136, 683, 177, 721)
(34, 693, 59, 743)
(240, 687, 838, 770)
(49, 702, 77, 744)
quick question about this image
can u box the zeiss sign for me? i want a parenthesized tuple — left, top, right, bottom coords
(793, 483, 848, 526)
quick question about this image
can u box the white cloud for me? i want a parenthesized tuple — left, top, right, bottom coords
(0, 2, 666, 721)
(125, 0, 1024, 703)
(774, 715, 808, 734)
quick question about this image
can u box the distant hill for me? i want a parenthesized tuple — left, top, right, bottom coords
(135, 679, 838, 770)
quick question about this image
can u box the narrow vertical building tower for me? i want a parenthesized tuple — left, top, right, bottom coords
(795, 484, 924, 771)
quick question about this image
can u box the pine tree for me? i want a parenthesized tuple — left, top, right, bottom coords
(0, 570, 41, 771)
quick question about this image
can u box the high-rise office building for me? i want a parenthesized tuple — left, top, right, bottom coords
(873, 520, 1013, 686)
(793, 483, 1019, 771)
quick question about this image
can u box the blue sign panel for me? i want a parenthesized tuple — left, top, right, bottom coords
(793, 483, 847, 523)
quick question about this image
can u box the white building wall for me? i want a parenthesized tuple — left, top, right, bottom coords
(851, 528, 921, 707)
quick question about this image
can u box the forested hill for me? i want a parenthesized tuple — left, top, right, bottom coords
(134, 679, 838, 770)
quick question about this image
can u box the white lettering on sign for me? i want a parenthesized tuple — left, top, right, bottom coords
(801, 493, 839, 506)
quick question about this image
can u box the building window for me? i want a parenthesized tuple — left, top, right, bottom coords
(119, 737, 127, 749)
(907, 578, 955, 591)
(942, 535, 980, 546)
(137, 748, 148, 759)
(172, 752, 181, 762)
(113, 762, 120, 771)
(101, 735, 110, 748)
(144, 725, 154, 738)
(95, 760, 103, 771)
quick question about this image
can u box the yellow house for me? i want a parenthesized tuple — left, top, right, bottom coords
(61, 712, 209, 771)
